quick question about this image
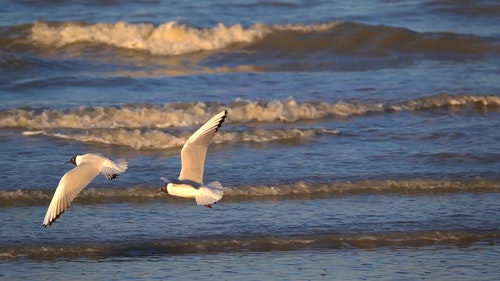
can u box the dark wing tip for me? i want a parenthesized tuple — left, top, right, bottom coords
(215, 109, 228, 132)
(106, 174, 119, 180)
(43, 210, 66, 228)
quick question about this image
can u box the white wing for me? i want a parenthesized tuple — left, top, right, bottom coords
(178, 110, 228, 184)
(43, 154, 128, 227)
(42, 163, 99, 227)
(195, 181, 224, 206)
(100, 157, 128, 179)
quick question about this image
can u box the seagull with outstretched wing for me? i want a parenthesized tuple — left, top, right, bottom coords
(43, 153, 128, 227)
(157, 110, 228, 208)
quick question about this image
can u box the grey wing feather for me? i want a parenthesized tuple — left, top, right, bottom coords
(178, 110, 228, 184)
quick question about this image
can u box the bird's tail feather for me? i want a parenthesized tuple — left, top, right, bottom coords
(101, 158, 128, 179)
(195, 181, 224, 206)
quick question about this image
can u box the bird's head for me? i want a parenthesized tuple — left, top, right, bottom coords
(157, 177, 172, 194)
(65, 155, 78, 165)
(156, 184, 169, 194)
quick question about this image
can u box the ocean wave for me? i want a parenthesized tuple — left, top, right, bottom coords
(2, 94, 499, 131)
(27, 21, 338, 56)
(2, 102, 228, 129)
(3, 20, 498, 58)
(389, 93, 500, 111)
(0, 230, 497, 260)
(426, 0, 500, 17)
(22, 128, 336, 150)
(224, 178, 500, 197)
(2, 20, 498, 74)
(2, 178, 499, 208)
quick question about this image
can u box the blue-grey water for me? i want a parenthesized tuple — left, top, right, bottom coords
(1, 0, 499, 280)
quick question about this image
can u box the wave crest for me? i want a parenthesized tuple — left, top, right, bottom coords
(224, 178, 500, 197)
(22, 128, 335, 150)
(2, 94, 498, 131)
(26, 20, 498, 58)
(29, 21, 340, 56)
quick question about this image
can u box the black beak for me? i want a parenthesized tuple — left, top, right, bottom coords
(156, 185, 167, 194)
(65, 156, 77, 165)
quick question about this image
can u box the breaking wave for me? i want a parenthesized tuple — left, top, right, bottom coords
(21, 128, 338, 150)
(26, 21, 339, 56)
(1, 98, 379, 130)
(12, 20, 497, 57)
(2, 20, 499, 75)
(1, 94, 498, 130)
(0, 93, 495, 149)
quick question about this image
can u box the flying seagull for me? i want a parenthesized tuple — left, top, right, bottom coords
(157, 109, 228, 208)
(43, 153, 128, 227)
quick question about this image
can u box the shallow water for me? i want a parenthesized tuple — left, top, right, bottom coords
(2, 244, 499, 281)
(1, 0, 499, 280)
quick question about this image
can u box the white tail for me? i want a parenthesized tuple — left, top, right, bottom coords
(195, 181, 224, 206)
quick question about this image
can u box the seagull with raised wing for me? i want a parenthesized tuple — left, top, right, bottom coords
(157, 109, 228, 208)
(43, 153, 128, 227)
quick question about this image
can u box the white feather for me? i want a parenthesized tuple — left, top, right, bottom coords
(42, 153, 128, 227)
(178, 110, 228, 184)
(164, 110, 228, 207)
(195, 181, 224, 206)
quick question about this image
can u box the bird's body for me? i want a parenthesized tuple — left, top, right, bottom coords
(167, 183, 200, 198)
(43, 153, 128, 227)
(159, 110, 228, 208)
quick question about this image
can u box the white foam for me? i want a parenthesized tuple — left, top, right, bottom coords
(29, 21, 342, 56)
(22, 128, 334, 150)
(4, 95, 499, 131)
(1, 99, 380, 130)
(4, 103, 224, 129)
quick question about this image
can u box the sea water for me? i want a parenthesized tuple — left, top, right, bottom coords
(1, 0, 499, 280)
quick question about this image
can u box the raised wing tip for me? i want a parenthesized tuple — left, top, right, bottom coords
(106, 174, 119, 180)
(215, 109, 229, 132)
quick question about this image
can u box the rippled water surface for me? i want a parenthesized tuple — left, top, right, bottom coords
(1, 0, 499, 280)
